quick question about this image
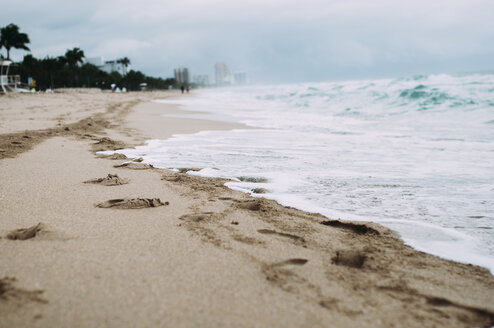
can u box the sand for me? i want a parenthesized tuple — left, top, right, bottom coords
(0, 91, 493, 327)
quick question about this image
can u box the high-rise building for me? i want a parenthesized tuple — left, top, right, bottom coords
(215, 62, 231, 86)
(85, 57, 130, 76)
(174, 67, 191, 84)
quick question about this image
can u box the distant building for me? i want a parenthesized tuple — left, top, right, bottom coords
(85, 57, 130, 76)
(193, 74, 210, 86)
(101, 60, 129, 76)
(86, 57, 103, 66)
(215, 62, 231, 86)
(174, 67, 191, 84)
(233, 72, 248, 85)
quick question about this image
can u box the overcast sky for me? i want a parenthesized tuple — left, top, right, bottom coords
(1, 0, 493, 83)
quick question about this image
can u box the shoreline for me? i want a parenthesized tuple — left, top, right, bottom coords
(1, 92, 493, 327)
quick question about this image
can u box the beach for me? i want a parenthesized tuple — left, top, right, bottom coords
(1, 91, 493, 327)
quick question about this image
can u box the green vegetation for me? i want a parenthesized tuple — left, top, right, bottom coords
(117, 57, 131, 70)
(0, 24, 30, 59)
(1, 23, 175, 91)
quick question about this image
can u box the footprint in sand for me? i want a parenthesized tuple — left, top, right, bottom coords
(271, 258, 309, 267)
(320, 220, 380, 235)
(5, 223, 66, 241)
(98, 153, 128, 160)
(84, 174, 129, 186)
(179, 212, 214, 223)
(92, 137, 126, 151)
(96, 198, 168, 209)
(231, 234, 265, 245)
(261, 259, 318, 301)
(6, 223, 44, 240)
(0, 277, 47, 304)
(257, 229, 306, 244)
(113, 162, 153, 170)
(237, 200, 263, 211)
(332, 249, 366, 268)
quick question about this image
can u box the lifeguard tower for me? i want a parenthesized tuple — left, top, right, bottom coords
(0, 60, 30, 93)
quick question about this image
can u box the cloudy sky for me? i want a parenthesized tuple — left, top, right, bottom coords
(1, 0, 493, 83)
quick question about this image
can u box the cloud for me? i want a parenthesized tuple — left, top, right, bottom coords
(1, 0, 493, 82)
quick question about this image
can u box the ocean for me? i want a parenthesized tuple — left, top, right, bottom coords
(111, 73, 494, 273)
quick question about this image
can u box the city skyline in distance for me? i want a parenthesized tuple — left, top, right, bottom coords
(174, 62, 248, 87)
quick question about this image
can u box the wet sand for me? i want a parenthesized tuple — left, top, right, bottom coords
(0, 91, 493, 327)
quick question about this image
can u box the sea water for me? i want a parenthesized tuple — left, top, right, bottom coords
(113, 73, 494, 272)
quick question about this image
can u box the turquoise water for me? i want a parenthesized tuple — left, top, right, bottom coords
(109, 73, 494, 272)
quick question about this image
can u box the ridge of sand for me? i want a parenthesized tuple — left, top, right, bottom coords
(0, 92, 493, 327)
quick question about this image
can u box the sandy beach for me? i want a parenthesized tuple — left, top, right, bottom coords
(1, 91, 493, 327)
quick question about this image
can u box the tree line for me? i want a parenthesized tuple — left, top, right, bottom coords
(1, 23, 175, 91)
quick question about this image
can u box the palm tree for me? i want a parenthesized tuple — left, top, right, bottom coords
(64, 47, 85, 87)
(117, 57, 131, 75)
(0, 24, 30, 59)
(64, 47, 85, 68)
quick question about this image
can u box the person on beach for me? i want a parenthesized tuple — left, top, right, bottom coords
(186, 86, 190, 93)
(181, 85, 185, 94)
